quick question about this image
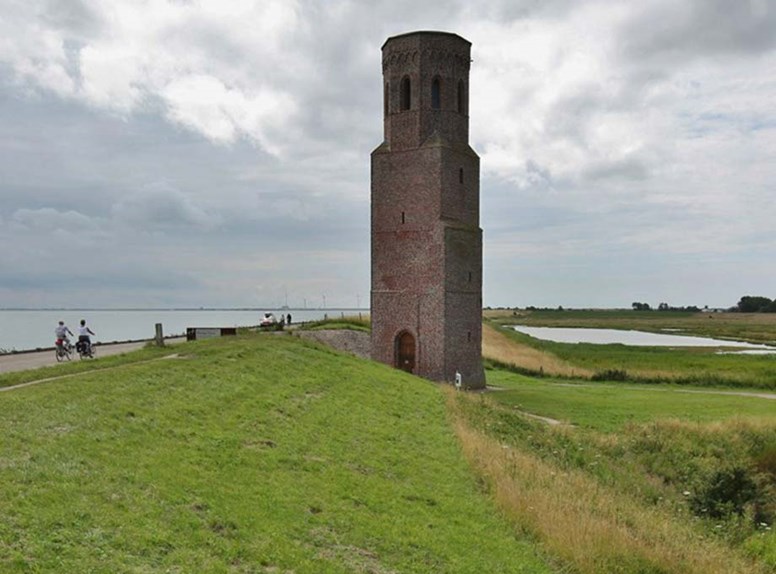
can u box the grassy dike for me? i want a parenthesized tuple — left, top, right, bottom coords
(0, 333, 551, 573)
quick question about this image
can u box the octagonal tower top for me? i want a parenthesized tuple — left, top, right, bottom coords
(381, 31, 472, 150)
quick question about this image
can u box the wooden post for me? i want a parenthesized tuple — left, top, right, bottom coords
(155, 323, 164, 346)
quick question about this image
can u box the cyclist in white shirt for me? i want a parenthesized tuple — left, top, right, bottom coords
(78, 319, 96, 353)
(55, 321, 74, 345)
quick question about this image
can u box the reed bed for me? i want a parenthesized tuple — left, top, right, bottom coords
(482, 323, 590, 378)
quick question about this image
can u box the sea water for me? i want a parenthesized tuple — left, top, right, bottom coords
(0, 309, 367, 352)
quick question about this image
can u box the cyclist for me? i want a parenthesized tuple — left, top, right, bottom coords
(77, 319, 96, 354)
(55, 321, 74, 348)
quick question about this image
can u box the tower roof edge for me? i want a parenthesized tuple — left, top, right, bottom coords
(381, 31, 471, 50)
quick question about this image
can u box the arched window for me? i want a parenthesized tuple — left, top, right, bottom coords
(400, 76, 411, 111)
(457, 79, 465, 114)
(384, 82, 389, 116)
(431, 77, 441, 109)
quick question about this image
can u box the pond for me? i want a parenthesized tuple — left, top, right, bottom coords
(512, 326, 776, 353)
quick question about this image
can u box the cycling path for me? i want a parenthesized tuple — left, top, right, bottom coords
(0, 339, 185, 375)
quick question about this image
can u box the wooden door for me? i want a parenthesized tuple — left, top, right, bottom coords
(397, 332, 415, 373)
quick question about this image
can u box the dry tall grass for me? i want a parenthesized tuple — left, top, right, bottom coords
(482, 323, 591, 378)
(447, 391, 767, 574)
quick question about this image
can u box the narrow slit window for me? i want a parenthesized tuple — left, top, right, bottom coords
(467, 331, 472, 342)
(431, 77, 441, 109)
(400, 77, 411, 111)
(468, 271, 472, 283)
(401, 211, 405, 224)
(459, 168, 464, 184)
(457, 79, 465, 114)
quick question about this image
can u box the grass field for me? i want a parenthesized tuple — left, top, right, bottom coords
(299, 315, 371, 332)
(0, 333, 550, 573)
(475, 310, 775, 572)
(0, 343, 177, 389)
(2, 317, 774, 573)
(485, 369, 776, 431)
(453, 368, 776, 573)
(482, 310, 776, 389)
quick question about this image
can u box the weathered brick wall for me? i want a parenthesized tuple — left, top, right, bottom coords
(371, 31, 485, 388)
(444, 226, 484, 384)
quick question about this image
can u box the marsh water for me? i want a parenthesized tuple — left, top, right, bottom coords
(512, 326, 776, 353)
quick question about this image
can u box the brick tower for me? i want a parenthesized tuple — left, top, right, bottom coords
(371, 31, 485, 388)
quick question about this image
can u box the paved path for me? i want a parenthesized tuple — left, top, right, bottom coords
(0, 339, 185, 375)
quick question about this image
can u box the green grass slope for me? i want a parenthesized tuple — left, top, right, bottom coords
(474, 368, 775, 570)
(486, 369, 776, 432)
(0, 334, 550, 573)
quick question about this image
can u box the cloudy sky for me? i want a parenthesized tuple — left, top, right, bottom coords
(1, 0, 774, 309)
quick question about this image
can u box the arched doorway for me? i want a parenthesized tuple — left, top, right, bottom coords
(396, 331, 415, 373)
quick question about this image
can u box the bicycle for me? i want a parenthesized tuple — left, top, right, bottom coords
(55, 339, 73, 362)
(76, 340, 96, 360)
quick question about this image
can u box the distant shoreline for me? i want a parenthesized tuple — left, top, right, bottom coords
(0, 307, 370, 312)
(0, 309, 371, 354)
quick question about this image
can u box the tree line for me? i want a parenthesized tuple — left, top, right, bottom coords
(734, 295, 776, 313)
(631, 296, 776, 313)
(631, 302, 701, 312)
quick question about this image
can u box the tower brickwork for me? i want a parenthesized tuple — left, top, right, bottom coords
(371, 31, 485, 388)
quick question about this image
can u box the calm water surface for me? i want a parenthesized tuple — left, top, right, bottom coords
(0, 309, 367, 352)
(513, 325, 776, 352)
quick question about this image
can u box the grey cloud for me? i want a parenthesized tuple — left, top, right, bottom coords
(111, 182, 221, 231)
(620, 0, 776, 66)
(39, 0, 102, 37)
(522, 159, 554, 190)
(543, 92, 601, 144)
(10, 207, 100, 233)
(0, 266, 196, 292)
(1, 1, 775, 309)
(464, 0, 585, 21)
(583, 156, 649, 182)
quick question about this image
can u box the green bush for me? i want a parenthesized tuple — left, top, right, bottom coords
(690, 466, 761, 520)
(591, 369, 628, 381)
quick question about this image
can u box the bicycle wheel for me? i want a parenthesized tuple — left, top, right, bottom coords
(55, 348, 63, 362)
